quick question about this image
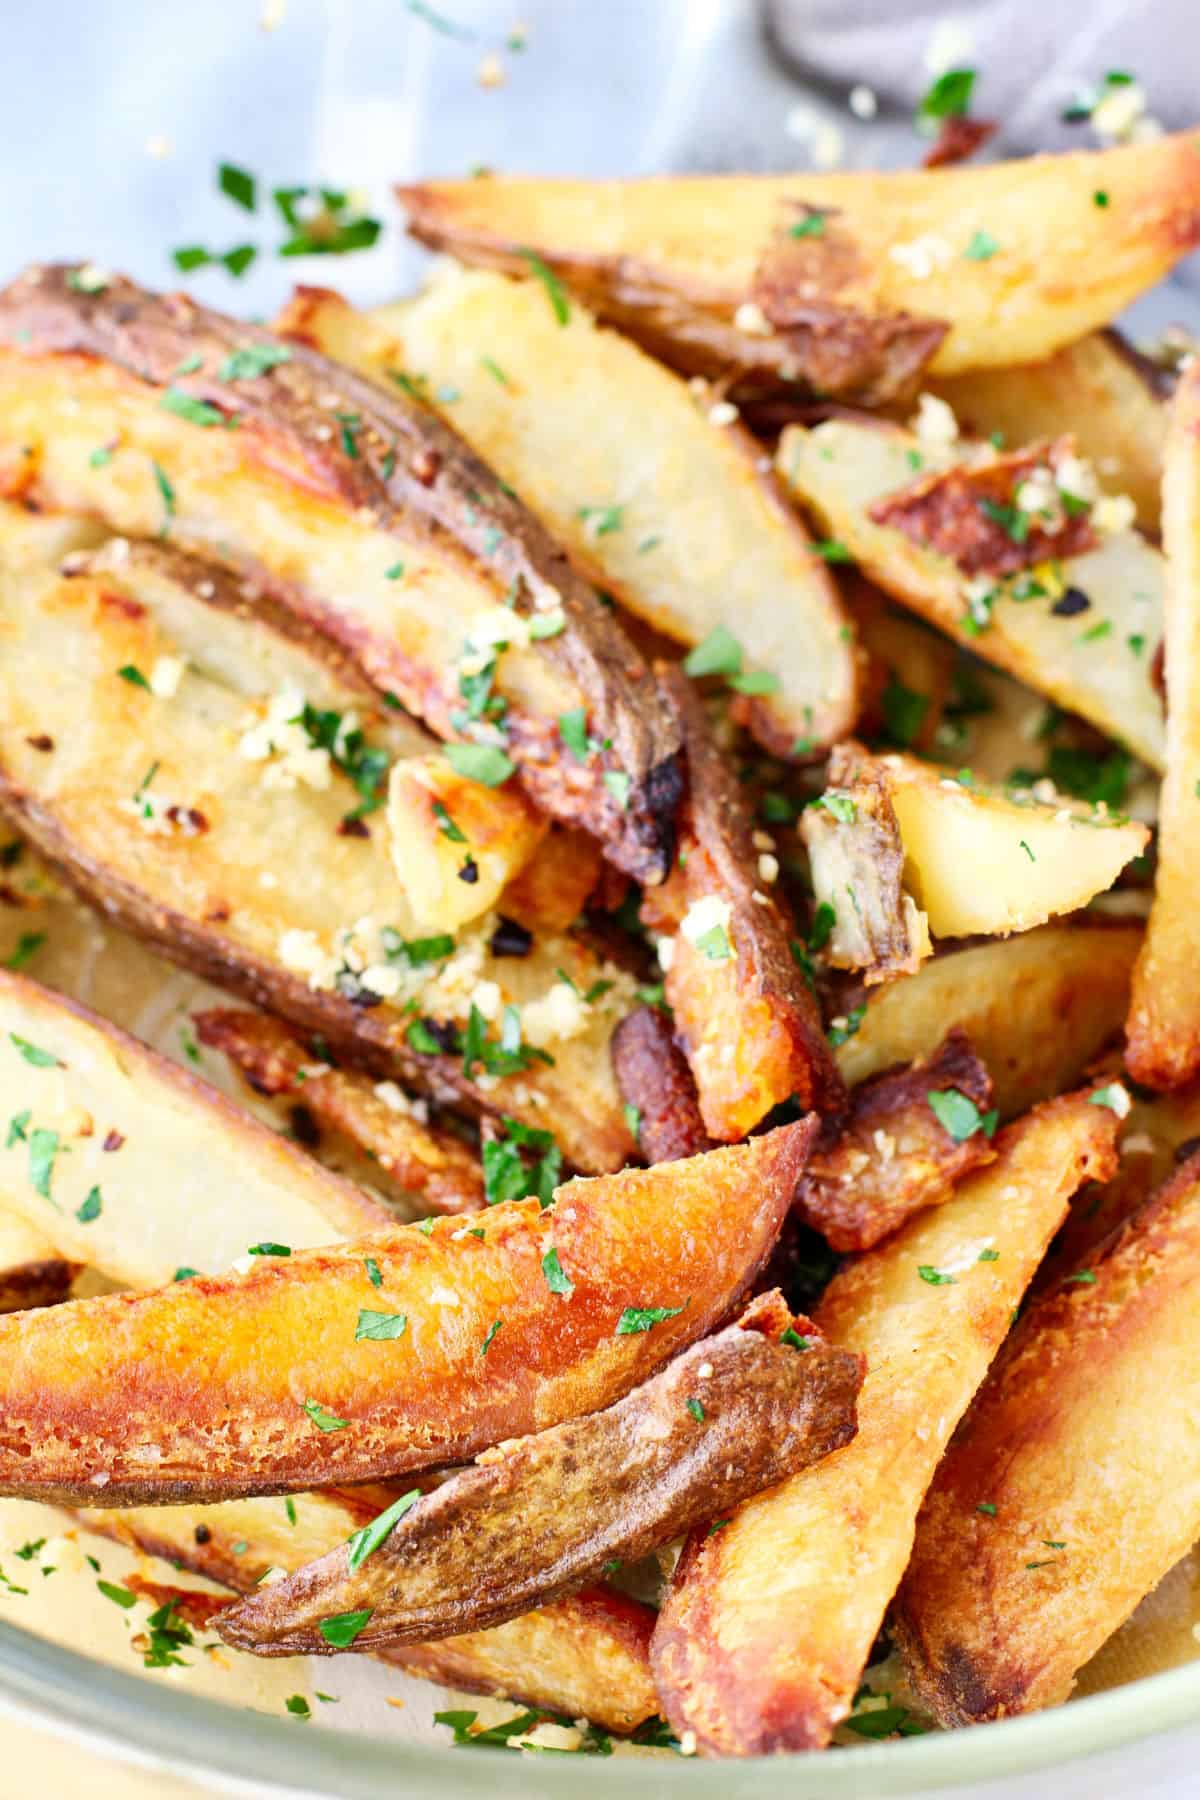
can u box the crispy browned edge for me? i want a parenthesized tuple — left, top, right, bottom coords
(78, 1496, 660, 1732)
(0, 264, 683, 883)
(892, 1145, 1200, 1724)
(652, 665, 843, 1120)
(397, 190, 946, 407)
(194, 1008, 484, 1213)
(611, 1005, 713, 1164)
(217, 1294, 862, 1654)
(867, 439, 1098, 576)
(801, 740, 925, 986)
(797, 1028, 995, 1251)
(0, 1253, 77, 1313)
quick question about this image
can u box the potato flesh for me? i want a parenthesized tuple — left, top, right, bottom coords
(882, 755, 1147, 938)
(837, 923, 1142, 1120)
(280, 274, 856, 754)
(778, 418, 1166, 769)
(400, 133, 1200, 375)
(649, 1094, 1119, 1755)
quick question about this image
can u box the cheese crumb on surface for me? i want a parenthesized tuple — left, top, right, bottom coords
(733, 301, 773, 337)
(757, 852, 780, 884)
(889, 235, 954, 281)
(708, 400, 739, 428)
(237, 689, 332, 791)
(912, 392, 959, 455)
(149, 655, 185, 698)
(1092, 493, 1137, 535)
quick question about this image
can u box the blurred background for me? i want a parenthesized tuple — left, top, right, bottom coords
(3, 0, 1191, 332)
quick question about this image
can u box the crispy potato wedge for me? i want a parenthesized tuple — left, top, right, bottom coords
(650, 1093, 1119, 1755)
(217, 1294, 860, 1654)
(778, 415, 1166, 768)
(837, 923, 1141, 1119)
(797, 1029, 995, 1251)
(640, 669, 841, 1133)
(611, 1005, 711, 1164)
(879, 751, 1147, 937)
(800, 741, 931, 983)
(0, 1208, 76, 1313)
(931, 330, 1170, 536)
(895, 1147, 1200, 1723)
(0, 1118, 815, 1503)
(399, 133, 1200, 398)
(385, 751, 546, 934)
(497, 824, 604, 936)
(0, 512, 636, 1171)
(0, 266, 682, 880)
(1127, 360, 1200, 1089)
(193, 1009, 484, 1216)
(0, 970, 386, 1285)
(82, 1492, 659, 1731)
(277, 273, 857, 756)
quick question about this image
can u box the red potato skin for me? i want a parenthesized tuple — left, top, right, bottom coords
(0, 1119, 815, 1503)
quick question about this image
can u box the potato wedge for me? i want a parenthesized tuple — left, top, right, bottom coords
(837, 923, 1141, 1120)
(277, 273, 857, 756)
(0, 1208, 76, 1313)
(82, 1492, 659, 1732)
(879, 751, 1147, 937)
(778, 415, 1166, 768)
(650, 1092, 1119, 1755)
(385, 751, 545, 934)
(611, 1005, 711, 1165)
(193, 1009, 484, 1216)
(399, 133, 1200, 398)
(0, 266, 682, 880)
(797, 1029, 995, 1251)
(800, 741, 931, 983)
(0, 1118, 815, 1503)
(1127, 360, 1200, 1089)
(0, 512, 636, 1172)
(217, 1294, 860, 1654)
(640, 669, 841, 1133)
(931, 330, 1170, 536)
(0, 970, 386, 1285)
(894, 1146, 1200, 1723)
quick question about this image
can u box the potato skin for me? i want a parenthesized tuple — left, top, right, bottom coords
(217, 1296, 861, 1654)
(82, 1490, 659, 1732)
(650, 1093, 1118, 1756)
(0, 1119, 815, 1503)
(0, 265, 682, 881)
(399, 133, 1200, 391)
(895, 1148, 1200, 1724)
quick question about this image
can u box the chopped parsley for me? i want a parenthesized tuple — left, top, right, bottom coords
(812, 539, 853, 562)
(1064, 1270, 1098, 1286)
(28, 1129, 61, 1201)
(217, 343, 292, 381)
(685, 1397, 705, 1422)
(623, 1102, 642, 1142)
(285, 1696, 311, 1720)
(302, 1397, 350, 1432)
(6, 1110, 29, 1149)
(963, 230, 1000, 261)
(355, 1308, 408, 1341)
(880, 677, 929, 748)
(683, 624, 743, 680)
(96, 1579, 137, 1609)
(616, 1302, 687, 1335)
(482, 1116, 561, 1208)
(218, 162, 257, 212)
(557, 707, 591, 763)
(247, 1241, 291, 1257)
(827, 1005, 865, 1048)
(977, 1501, 998, 1516)
(4, 932, 46, 972)
(143, 1599, 194, 1669)
(814, 791, 857, 824)
(780, 1328, 812, 1351)
(76, 1187, 103, 1224)
(692, 922, 733, 962)
(927, 1088, 998, 1143)
(602, 768, 631, 811)
(318, 1608, 373, 1649)
(444, 742, 515, 787)
(432, 799, 467, 844)
(576, 503, 624, 537)
(480, 1318, 503, 1356)
(916, 67, 976, 132)
(160, 388, 231, 429)
(10, 1033, 59, 1068)
(1089, 1083, 1129, 1114)
(518, 250, 570, 325)
(917, 1265, 956, 1286)
(346, 1489, 422, 1571)
(541, 1246, 574, 1297)
(117, 663, 151, 690)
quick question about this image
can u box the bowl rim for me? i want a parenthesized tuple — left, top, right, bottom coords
(1, 1616, 1198, 1796)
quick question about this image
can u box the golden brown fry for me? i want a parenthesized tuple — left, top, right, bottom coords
(193, 1009, 483, 1215)
(0, 266, 682, 880)
(800, 742, 931, 984)
(216, 1294, 860, 1654)
(778, 415, 1166, 769)
(797, 1029, 995, 1251)
(650, 1092, 1119, 1755)
(640, 669, 841, 1136)
(611, 1005, 712, 1165)
(277, 273, 858, 756)
(0, 1118, 815, 1504)
(0, 1208, 76, 1313)
(0, 970, 386, 1285)
(497, 824, 604, 935)
(894, 1146, 1200, 1724)
(81, 1490, 659, 1732)
(931, 329, 1170, 536)
(399, 134, 1200, 398)
(0, 509, 636, 1172)
(836, 923, 1142, 1119)
(1127, 359, 1200, 1089)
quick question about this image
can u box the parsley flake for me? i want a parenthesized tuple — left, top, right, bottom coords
(616, 1302, 687, 1335)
